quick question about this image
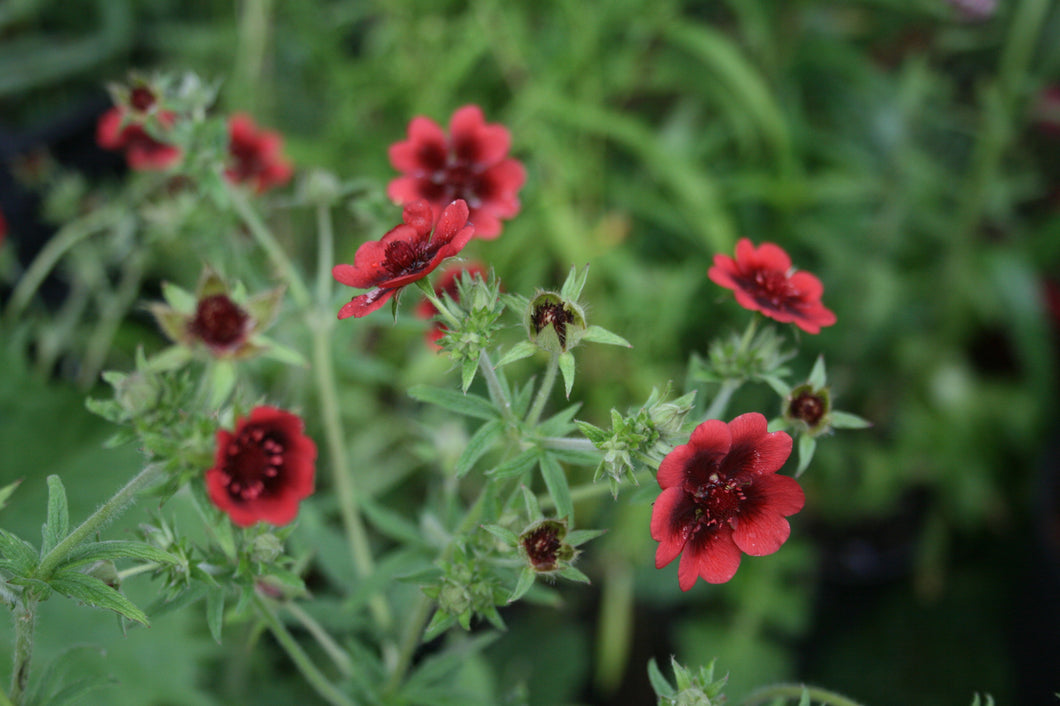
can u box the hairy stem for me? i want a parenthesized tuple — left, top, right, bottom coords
(702, 378, 740, 421)
(254, 593, 356, 706)
(284, 601, 353, 678)
(478, 350, 514, 420)
(740, 683, 864, 706)
(7, 597, 37, 705)
(526, 351, 559, 427)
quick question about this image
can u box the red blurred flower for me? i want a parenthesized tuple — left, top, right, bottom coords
(96, 107, 182, 171)
(1032, 86, 1060, 138)
(388, 105, 525, 240)
(226, 113, 294, 193)
(0, 209, 6, 248)
(708, 238, 836, 334)
(651, 413, 803, 589)
(415, 262, 488, 348)
(206, 406, 316, 527)
(332, 199, 475, 319)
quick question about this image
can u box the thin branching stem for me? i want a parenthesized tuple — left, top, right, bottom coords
(741, 683, 864, 706)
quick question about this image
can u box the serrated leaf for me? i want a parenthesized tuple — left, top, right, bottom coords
(830, 410, 872, 429)
(408, 385, 499, 421)
(574, 420, 608, 446)
(508, 566, 536, 603)
(0, 529, 39, 575)
(455, 419, 505, 478)
(60, 540, 178, 570)
(796, 433, 816, 477)
(48, 570, 149, 625)
(42, 475, 70, 556)
(580, 325, 632, 348)
(539, 453, 573, 522)
(647, 658, 676, 698)
(206, 588, 225, 643)
(807, 355, 827, 389)
(558, 351, 576, 398)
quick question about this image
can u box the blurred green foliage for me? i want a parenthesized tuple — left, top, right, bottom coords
(3, 0, 1059, 704)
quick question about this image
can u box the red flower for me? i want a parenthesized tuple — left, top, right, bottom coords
(415, 262, 488, 348)
(708, 238, 836, 334)
(96, 107, 182, 171)
(651, 413, 803, 589)
(206, 406, 316, 527)
(388, 105, 526, 240)
(332, 199, 475, 319)
(225, 113, 294, 194)
(0, 209, 6, 248)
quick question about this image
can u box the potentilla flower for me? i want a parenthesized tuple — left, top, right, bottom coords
(651, 412, 803, 589)
(519, 519, 576, 574)
(387, 105, 526, 239)
(96, 106, 182, 171)
(225, 113, 294, 194)
(708, 238, 836, 334)
(332, 199, 475, 319)
(206, 406, 316, 527)
(415, 262, 488, 348)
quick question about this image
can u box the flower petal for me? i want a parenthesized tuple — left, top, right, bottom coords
(683, 525, 742, 587)
(657, 443, 694, 489)
(651, 486, 693, 566)
(722, 413, 792, 479)
(337, 287, 395, 319)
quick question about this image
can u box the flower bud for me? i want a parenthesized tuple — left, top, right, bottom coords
(519, 519, 576, 573)
(525, 291, 587, 354)
(783, 383, 832, 436)
(250, 532, 284, 564)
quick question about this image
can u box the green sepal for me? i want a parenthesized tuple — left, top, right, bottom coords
(574, 420, 609, 446)
(830, 410, 872, 429)
(647, 658, 676, 698)
(558, 351, 576, 398)
(761, 373, 791, 398)
(460, 356, 478, 393)
(559, 264, 590, 301)
(807, 354, 827, 389)
(579, 325, 632, 348)
(256, 335, 310, 368)
(508, 566, 536, 603)
(48, 570, 149, 625)
(520, 484, 541, 519)
(161, 281, 196, 312)
(557, 565, 590, 584)
(42, 475, 70, 556)
(796, 433, 816, 477)
(565, 528, 607, 547)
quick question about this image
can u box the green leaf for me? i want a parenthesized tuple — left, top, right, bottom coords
(520, 484, 541, 519)
(422, 609, 457, 643)
(360, 497, 430, 547)
(559, 264, 590, 301)
(566, 528, 607, 547)
(647, 657, 676, 698)
(60, 540, 177, 570)
(574, 420, 608, 446)
(830, 410, 872, 429)
(557, 565, 591, 583)
(508, 566, 536, 604)
(48, 570, 149, 625)
(408, 385, 499, 421)
(42, 475, 70, 556)
(796, 433, 816, 477)
(488, 448, 539, 479)
(205, 588, 225, 644)
(161, 281, 196, 312)
(798, 686, 812, 706)
(460, 357, 478, 393)
(558, 351, 576, 398)
(760, 373, 791, 398)
(256, 336, 310, 368)
(539, 453, 574, 522)
(206, 360, 237, 410)
(481, 523, 518, 547)
(0, 529, 39, 575)
(455, 419, 505, 478)
(0, 478, 22, 511)
(494, 340, 538, 369)
(807, 355, 827, 389)
(580, 325, 632, 348)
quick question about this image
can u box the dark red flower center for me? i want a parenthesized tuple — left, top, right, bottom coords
(130, 87, 157, 112)
(522, 525, 562, 570)
(531, 302, 575, 349)
(789, 392, 825, 426)
(189, 294, 250, 348)
(744, 269, 803, 311)
(689, 473, 748, 529)
(230, 139, 269, 180)
(219, 424, 287, 501)
(383, 239, 433, 277)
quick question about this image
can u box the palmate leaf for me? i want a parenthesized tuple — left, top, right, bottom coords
(48, 569, 149, 625)
(58, 540, 177, 571)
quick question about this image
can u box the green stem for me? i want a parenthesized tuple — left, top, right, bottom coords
(382, 486, 492, 697)
(227, 181, 311, 308)
(740, 683, 864, 706)
(36, 464, 163, 579)
(539, 436, 596, 453)
(414, 277, 462, 329)
(315, 204, 335, 308)
(525, 351, 559, 427)
(116, 562, 160, 581)
(702, 378, 741, 421)
(253, 593, 356, 706)
(539, 469, 653, 510)
(311, 225, 392, 627)
(478, 350, 514, 420)
(284, 601, 353, 678)
(8, 597, 37, 705)
(3, 209, 124, 322)
(77, 247, 147, 388)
